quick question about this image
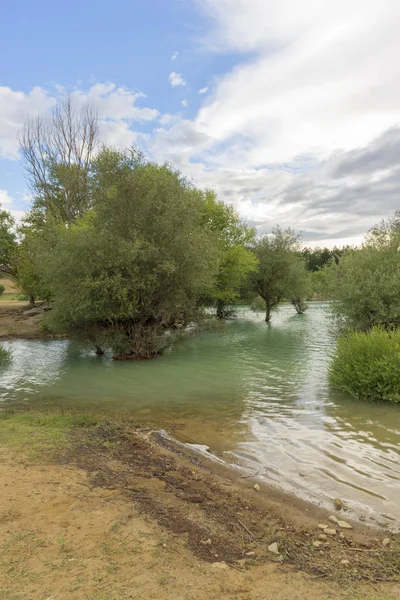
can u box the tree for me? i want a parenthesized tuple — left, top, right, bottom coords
(0, 210, 17, 278)
(36, 149, 219, 359)
(326, 211, 400, 331)
(251, 227, 309, 322)
(199, 192, 257, 318)
(20, 95, 98, 226)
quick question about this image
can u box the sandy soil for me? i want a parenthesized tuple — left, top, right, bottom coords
(0, 301, 58, 340)
(0, 426, 399, 600)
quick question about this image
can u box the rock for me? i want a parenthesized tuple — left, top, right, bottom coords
(212, 562, 228, 569)
(329, 515, 339, 524)
(162, 543, 167, 548)
(341, 559, 350, 565)
(337, 520, 352, 530)
(334, 498, 344, 510)
(237, 559, 246, 566)
(313, 541, 322, 548)
(318, 523, 328, 530)
(23, 307, 43, 317)
(318, 534, 328, 541)
(253, 483, 260, 492)
(268, 542, 279, 555)
(325, 528, 337, 536)
(245, 551, 256, 556)
(201, 538, 212, 546)
(382, 538, 391, 547)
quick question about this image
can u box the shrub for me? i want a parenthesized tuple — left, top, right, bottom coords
(0, 284, 4, 296)
(17, 294, 29, 301)
(0, 344, 11, 365)
(329, 328, 400, 403)
(250, 295, 266, 312)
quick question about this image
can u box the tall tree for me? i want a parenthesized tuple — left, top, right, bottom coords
(199, 191, 257, 318)
(326, 211, 400, 331)
(36, 149, 219, 359)
(20, 95, 98, 226)
(251, 227, 309, 322)
(0, 210, 17, 278)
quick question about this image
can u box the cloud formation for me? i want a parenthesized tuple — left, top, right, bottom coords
(168, 72, 186, 87)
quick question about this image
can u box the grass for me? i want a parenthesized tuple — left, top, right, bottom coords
(0, 410, 103, 460)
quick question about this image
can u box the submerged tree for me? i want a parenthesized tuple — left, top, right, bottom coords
(37, 149, 219, 359)
(199, 192, 257, 318)
(251, 227, 310, 322)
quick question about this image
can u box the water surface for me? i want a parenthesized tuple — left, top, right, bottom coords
(1, 303, 399, 529)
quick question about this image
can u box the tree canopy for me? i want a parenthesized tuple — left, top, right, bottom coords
(250, 227, 310, 322)
(326, 211, 400, 331)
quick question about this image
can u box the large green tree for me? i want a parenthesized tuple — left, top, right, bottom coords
(251, 227, 310, 322)
(199, 192, 257, 318)
(36, 149, 219, 359)
(326, 211, 400, 331)
(0, 210, 17, 278)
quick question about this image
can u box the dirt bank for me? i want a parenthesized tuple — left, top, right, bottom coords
(0, 301, 57, 340)
(0, 417, 398, 600)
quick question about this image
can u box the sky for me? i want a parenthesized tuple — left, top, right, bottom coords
(1, 0, 400, 248)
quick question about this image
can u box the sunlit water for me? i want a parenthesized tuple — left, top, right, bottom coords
(1, 303, 399, 530)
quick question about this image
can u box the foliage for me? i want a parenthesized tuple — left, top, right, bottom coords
(302, 246, 348, 272)
(250, 227, 310, 321)
(0, 343, 11, 365)
(0, 284, 4, 296)
(37, 149, 219, 359)
(0, 210, 17, 278)
(329, 327, 400, 403)
(250, 295, 266, 312)
(199, 191, 257, 317)
(326, 211, 400, 331)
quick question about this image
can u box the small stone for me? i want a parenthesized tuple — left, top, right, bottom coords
(329, 515, 339, 524)
(299, 472, 306, 477)
(341, 559, 350, 566)
(200, 538, 212, 546)
(268, 542, 279, 555)
(318, 523, 328, 530)
(245, 551, 256, 556)
(253, 483, 260, 492)
(337, 520, 352, 530)
(212, 562, 228, 569)
(313, 541, 322, 548)
(339, 533, 345, 539)
(318, 534, 328, 541)
(334, 498, 344, 510)
(325, 528, 337, 536)
(382, 538, 391, 547)
(237, 559, 246, 566)
(162, 543, 167, 548)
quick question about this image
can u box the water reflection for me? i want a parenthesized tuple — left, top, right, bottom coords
(0, 303, 399, 529)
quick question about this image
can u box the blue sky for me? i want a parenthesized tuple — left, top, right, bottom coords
(2, 0, 400, 246)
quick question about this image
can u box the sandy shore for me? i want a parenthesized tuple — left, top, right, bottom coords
(0, 416, 398, 600)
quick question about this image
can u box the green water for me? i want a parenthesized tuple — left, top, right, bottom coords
(1, 303, 399, 530)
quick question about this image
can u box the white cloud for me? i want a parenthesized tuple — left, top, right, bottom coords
(171, 51, 179, 61)
(168, 72, 186, 88)
(181, 99, 188, 108)
(0, 189, 13, 206)
(198, 87, 209, 95)
(0, 82, 159, 161)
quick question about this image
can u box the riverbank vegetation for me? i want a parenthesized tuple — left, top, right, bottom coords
(327, 212, 400, 403)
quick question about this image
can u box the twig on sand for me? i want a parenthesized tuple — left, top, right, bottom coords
(237, 519, 262, 548)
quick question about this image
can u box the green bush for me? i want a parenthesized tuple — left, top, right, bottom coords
(0, 344, 11, 365)
(250, 295, 266, 312)
(0, 284, 5, 296)
(329, 327, 400, 403)
(17, 294, 29, 301)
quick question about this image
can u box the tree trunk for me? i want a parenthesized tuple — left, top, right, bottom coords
(216, 299, 225, 319)
(265, 303, 272, 322)
(95, 346, 105, 356)
(29, 295, 35, 308)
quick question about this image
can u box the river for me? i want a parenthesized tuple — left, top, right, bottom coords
(1, 303, 399, 530)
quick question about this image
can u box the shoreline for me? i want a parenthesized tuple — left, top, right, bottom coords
(0, 409, 398, 599)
